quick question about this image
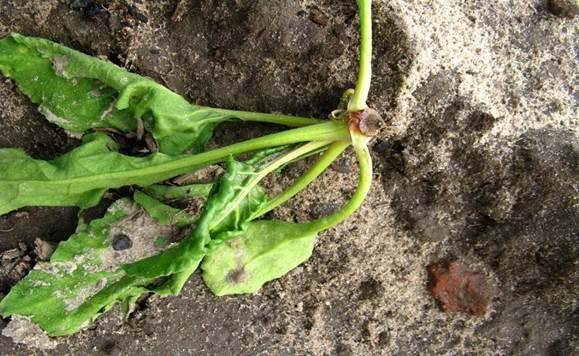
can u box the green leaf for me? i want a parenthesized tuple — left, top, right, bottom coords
(0, 196, 191, 336)
(0, 33, 232, 154)
(0, 118, 348, 216)
(0, 133, 183, 215)
(123, 158, 268, 282)
(201, 220, 317, 296)
(142, 183, 213, 202)
(133, 190, 194, 227)
(203, 158, 269, 242)
(121, 156, 269, 296)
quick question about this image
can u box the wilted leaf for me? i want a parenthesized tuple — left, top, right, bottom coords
(123, 158, 268, 283)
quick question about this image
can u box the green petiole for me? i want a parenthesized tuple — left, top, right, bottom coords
(349, 0, 373, 111)
(210, 140, 330, 229)
(210, 107, 322, 127)
(125, 120, 349, 185)
(306, 133, 373, 233)
(252, 141, 350, 219)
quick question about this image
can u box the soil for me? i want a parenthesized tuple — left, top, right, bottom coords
(0, 0, 577, 354)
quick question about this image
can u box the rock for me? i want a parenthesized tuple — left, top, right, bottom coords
(33, 238, 56, 261)
(0, 247, 33, 292)
(427, 260, 492, 316)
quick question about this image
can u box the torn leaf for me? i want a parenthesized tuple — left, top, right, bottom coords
(0, 196, 190, 336)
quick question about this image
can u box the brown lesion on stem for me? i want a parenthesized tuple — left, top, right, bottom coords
(346, 108, 384, 137)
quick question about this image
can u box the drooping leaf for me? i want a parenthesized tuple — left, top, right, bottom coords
(123, 157, 268, 294)
(202, 157, 269, 242)
(0, 133, 188, 215)
(0, 196, 192, 336)
(201, 220, 317, 296)
(0, 33, 234, 154)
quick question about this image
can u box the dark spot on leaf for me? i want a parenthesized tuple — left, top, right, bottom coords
(112, 234, 132, 251)
(226, 266, 249, 284)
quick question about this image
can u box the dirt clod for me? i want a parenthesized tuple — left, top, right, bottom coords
(0, 246, 33, 293)
(427, 260, 492, 316)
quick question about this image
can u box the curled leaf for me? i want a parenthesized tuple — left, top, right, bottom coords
(122, 157, 268, 281)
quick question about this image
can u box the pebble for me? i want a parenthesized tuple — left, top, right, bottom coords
(112, 234, 133, 251)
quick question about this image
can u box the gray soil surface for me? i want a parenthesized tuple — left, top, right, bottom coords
(0, 0, 577, 354)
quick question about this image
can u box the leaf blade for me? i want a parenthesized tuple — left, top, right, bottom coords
(0, 197, 184, 336)
(0, 33, 232, 154)
(201, 220, 317, 296)
(0, 133, 181, 215)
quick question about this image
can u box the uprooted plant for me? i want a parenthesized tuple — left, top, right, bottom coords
(0, 0, 381, 336)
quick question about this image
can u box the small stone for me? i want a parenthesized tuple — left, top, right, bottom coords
(427, 260, 492, 316)
(548, 0, 578, 18)
(112, 234, 133, 251)
(34, 239, 56, 261)
(171, 0, 188, 22)
(1, 248, 22, 261)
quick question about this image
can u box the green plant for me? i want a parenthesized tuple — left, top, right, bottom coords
(0, 0, 380, 336)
